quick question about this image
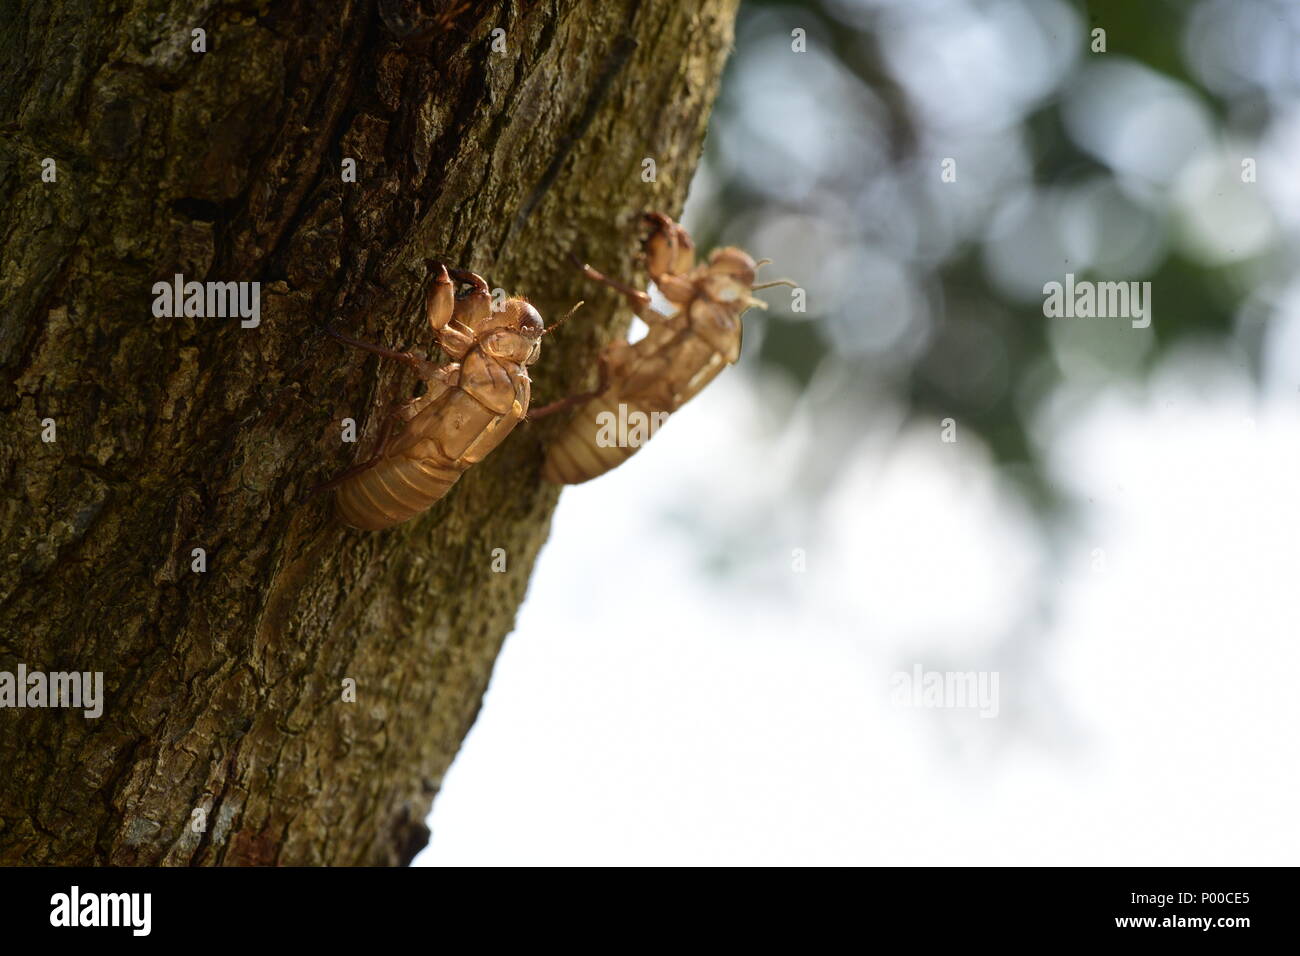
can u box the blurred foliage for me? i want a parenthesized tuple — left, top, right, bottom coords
(685, 0, 1298, 522)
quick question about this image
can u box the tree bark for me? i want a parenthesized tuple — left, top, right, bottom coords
(0, 0, 738, 865)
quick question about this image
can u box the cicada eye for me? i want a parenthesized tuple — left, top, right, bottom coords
(708, 247, 757, 286)
(517, 302, 544, 337)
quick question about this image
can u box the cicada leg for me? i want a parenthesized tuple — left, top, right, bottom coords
(528, 350, 616, 421)
(446, 268, 492, 331)
(311, 362, 458, 495)
(571, 255, 671, 326)
(323, 326, 444, 380)
(642, 211, 696, 281)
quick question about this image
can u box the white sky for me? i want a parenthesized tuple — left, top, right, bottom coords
(411, 0, 1300, 867)
(413, 322, 1300, 866)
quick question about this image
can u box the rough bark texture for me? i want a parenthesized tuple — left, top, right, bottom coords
(0, 0, 738, 865)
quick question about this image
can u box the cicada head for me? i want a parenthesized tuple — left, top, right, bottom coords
(702, 247, 759, 300)
(707, 247, 757, 284)
(682, 247, 763, 362)
(479, 298, 544, 366)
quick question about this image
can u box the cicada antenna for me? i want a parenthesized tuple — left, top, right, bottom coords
(752, 259, 796, 290)
(542, 300, 584, 336)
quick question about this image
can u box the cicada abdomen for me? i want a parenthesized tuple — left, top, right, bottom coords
(335, 345, 533, 529)
(541, 321, 728, 484)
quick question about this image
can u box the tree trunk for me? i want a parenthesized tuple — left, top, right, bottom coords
(0, 0, 738, 866)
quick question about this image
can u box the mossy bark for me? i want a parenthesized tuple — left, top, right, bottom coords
(0, 0, 738, 865)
